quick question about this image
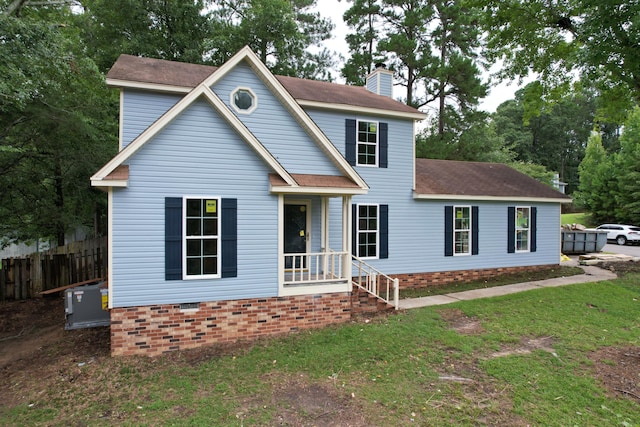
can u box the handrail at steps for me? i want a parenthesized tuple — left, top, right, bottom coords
(351, 256, 399, 310)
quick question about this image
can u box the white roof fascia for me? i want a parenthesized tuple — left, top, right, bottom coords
(270, 185, 368, 195)
(91, 80, 297, 187)
(200, 46, 369, 192)
(106, 78, 192, 94)
(298, 100, 427, 121)
(91, 179, 128, 188)
(413, 193, 572, 204)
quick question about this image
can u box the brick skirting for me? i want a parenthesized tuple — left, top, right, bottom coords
(395, 264, 558, 289)
(110, 292, 351, 356)
(110, 264, 556, 356)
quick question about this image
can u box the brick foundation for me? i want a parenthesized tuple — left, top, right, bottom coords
(395, 264, 558, 289)
(110, 264, 557, 356)
(110, 292, 351, 356)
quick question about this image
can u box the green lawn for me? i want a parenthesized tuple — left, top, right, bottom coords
(561, 212, 594, 227)
(3, 271, 640, 426)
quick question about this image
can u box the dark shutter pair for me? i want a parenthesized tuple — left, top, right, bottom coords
(444, 206, 479, 256)
(345, 119, 388, 168)
(507, 207, 537, 253)
(165, 197, 237, 280)
(352, 204, 389, 259)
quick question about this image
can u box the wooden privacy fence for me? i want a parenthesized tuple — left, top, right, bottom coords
(0, 237, 107, 301)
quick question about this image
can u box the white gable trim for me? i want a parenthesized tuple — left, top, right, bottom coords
(91, 77, 297, 188)
(199, 46, 368, 191)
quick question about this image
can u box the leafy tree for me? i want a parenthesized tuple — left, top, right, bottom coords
(208, 0, 336, 79)
(476, 0, 640, 119)
(575, 132, 617, 223)
(78, 0, 213, 72)
(416, 109, 514, 163)
(614, 108, 640, 224)
(491, 83, 597, 194)
(0, 13, 117, 247)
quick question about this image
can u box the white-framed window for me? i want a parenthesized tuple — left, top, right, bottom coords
(357, 120, 378, 166)
(357, 204, 379, 258)
(183, 197, 221, 279)
(454, 206, 471, 255)
(515, 206, 530, 252)
(230, 87, 257, 114)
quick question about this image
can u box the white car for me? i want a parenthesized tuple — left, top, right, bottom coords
(595, 224, 640, 245)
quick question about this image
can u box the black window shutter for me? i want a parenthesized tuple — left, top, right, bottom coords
(379, 204, 388, 259)
(379, 122, 388, 168)
(472, 206, 479, 255)
(507, 207, 516, 253)
(352, 204, 357, 256)
(165, 197, 183, 280)
(345, 119, 356, 166)
(444, 205, 453, 256)
(221, 198, 238, 278)
(531, 207, 537, 252)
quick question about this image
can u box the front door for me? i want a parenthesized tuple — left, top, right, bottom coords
(284, 203, 309, 269)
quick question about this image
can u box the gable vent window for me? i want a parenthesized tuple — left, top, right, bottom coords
(231, 87, 257, 114)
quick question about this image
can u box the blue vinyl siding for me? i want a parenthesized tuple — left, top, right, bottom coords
(111, 99, 280, 308)
(308, 108, 561, 275)
(212, 63, 341, 176)
(121, 90, 182, 148)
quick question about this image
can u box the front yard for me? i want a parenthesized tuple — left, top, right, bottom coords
(1, 262, 639, 426)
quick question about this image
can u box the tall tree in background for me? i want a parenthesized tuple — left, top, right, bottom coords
(477, 0, 640, 121)
(342, 0, 382, 85)
(209, 0, 336, 79)
(490, 83, 596, 194)
(576, 132, 617, 223)
(0, 10, 117, 246)
(614, 108, 640, 224)
(78, 0, 213, 72)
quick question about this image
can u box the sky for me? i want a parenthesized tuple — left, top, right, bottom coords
(313, 0, 525, 113)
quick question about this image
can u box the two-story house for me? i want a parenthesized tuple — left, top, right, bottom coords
(92, 47, 570, 356)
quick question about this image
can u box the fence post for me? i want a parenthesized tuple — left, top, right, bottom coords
(0, 258, 6, 301)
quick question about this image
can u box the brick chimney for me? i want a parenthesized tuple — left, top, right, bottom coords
(366, 63, 394, 98)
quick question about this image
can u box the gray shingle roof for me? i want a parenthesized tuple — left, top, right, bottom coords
(106, 54, 422, 116)
(415, 159, 571, 201)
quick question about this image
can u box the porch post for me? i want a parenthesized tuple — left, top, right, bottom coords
(277, 194, 284, 289)
(321, 197, 328, 276)
(343, 195, 352, 282)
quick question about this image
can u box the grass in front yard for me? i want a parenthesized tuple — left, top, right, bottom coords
(400, 265, 585, 299)
(2, 273, 639, 426)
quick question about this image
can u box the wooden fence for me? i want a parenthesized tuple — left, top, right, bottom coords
(0, 237, 107, 301)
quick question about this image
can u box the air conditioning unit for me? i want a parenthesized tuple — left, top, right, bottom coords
(64, 282, 110, 330)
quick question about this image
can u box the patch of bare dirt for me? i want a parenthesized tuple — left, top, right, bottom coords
(590, 346, 640, 402)
(596, 260, 640, 278)
(263, 374, 369, 427)
(438, 307, 485, 335)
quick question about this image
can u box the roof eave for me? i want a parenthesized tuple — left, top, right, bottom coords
(413, 193, 572, 204)
(106, 78, 192, 93)
(271, 185, 368, 195)
(91, 178, 128, 188)
(298, 99, 427, 120)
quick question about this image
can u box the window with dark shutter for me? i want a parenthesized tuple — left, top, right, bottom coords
(164, 196, 237, 280)
(352, 203, 388, 259)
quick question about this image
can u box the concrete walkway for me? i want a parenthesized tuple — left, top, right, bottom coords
(398, 259, 618, 310)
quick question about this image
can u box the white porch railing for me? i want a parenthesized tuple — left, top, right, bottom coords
(352, 256, 399, 310)
(283, 250, 349, 286)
